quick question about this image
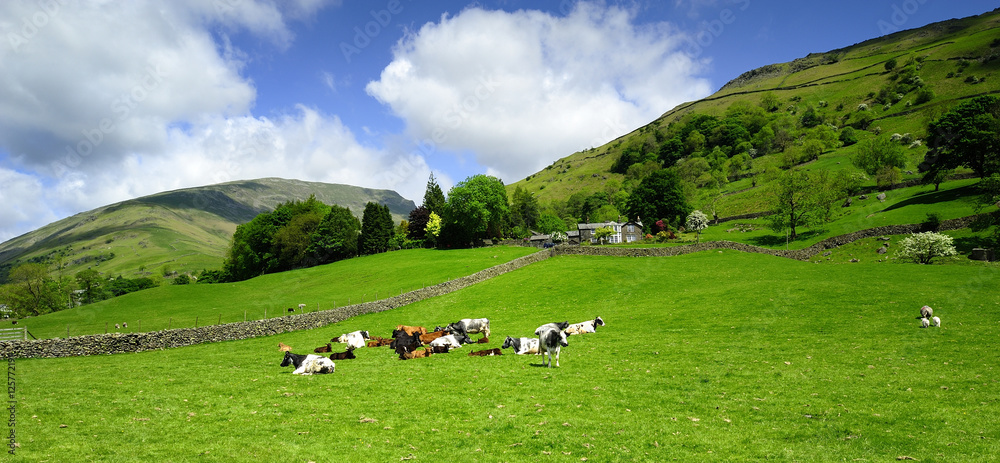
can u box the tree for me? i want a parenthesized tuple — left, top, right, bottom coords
(424, 212, 442, 245)
(626, 169, 692, 232)
(852, 136, 907, 177)
(75, 269, 106, 305)
(897, 232, 957, 264)
(593, 226, 614, 245)
(765, 169, 823, 240)
(685, 210, 709, 243)
(535, 212, 567, 234)
(925, 95, 1000, 178)
(5, 263, 64, 317)
(423, 173, 447, 215)
(971, 173, 1000, 248)
(884, 58, 897, 72)
(406, 205, 431, 241)
(442, 174, 510, 247)
(309, 205, 360, 263)
(359, 202, 394, 255)
(510, 186, 540, 231)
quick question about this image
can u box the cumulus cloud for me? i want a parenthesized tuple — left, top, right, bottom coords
(366, 1, 713, 184)
(0, 0, 422, 243)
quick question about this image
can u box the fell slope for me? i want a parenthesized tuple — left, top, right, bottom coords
(0, 178, 415, 282)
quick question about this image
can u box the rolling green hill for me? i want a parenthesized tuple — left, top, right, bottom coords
(0, 178, 415, 283)
(509, 8, 1000, 220)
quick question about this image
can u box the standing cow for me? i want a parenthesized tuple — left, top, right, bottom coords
(537, 327, 569, 368)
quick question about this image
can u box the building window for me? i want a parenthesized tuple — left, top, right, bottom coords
(628, 225, 634, 232)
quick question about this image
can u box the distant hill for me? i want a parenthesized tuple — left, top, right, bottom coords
(0, 178, 415, 282)
(509, 8, 1000, 217)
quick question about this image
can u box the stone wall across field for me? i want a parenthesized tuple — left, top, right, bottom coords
(3, 215, 989, 359)
(1, 250, 551, 359)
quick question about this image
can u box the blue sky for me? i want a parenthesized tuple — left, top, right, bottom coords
(0, 0, 997, 242)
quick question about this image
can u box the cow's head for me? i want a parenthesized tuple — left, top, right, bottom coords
(595, 316, 605, 326)
(558, 331, 569, 347)
(501, 336, 513, 349)
(279, 351, 294, 367)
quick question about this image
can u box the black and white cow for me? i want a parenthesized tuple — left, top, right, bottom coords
(428, 334, 467, 350)
(501, 336, 540, 355)
(280, 351, 335, 375)
(534, 321, 569, 337)
(537, 327, 569, 368)
(565, 316, 605, 335)
(334, 330, 370, 349)
(446, 318, 491, 339)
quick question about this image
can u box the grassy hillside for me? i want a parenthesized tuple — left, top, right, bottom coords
(509, 9, 1000, 220)
(12, 251, 1000, 461)
(0, 178, 416, 283)
(16, 246, 537, 339)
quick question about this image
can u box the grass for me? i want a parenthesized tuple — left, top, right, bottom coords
(10, 251, 1000, 461)
(15, 246, 538, 339)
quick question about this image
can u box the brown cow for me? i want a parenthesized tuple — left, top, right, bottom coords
(476, 336, 489, 344)
(314, 343, 332, 353)
(329, 348, 357, 360)
(278, 342, 293, 352)
(419, 330, 450, 345)
(366, 337, 393, 347)
(468, 348, 503, 357)
(395, 325, 427, 336)
(401, 347, 433, 360)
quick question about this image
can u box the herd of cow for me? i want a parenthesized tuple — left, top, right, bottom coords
(278, 316, 606, 374)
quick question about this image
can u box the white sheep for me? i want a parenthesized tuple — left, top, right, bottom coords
(920, 317, 930, 328)
(920, 305, 933, 319)
(932, 316, 941, 327)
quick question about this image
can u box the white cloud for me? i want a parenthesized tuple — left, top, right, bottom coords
(366, 2, 713, 185)
(0, 0, 425, 243)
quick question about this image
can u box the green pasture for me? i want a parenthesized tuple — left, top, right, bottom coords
(15, 246, 537, 340)
(10, 251, 1000, 461)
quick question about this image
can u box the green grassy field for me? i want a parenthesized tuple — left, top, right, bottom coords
(17, 246, 538, 340)
(10, 251, 1000, 461)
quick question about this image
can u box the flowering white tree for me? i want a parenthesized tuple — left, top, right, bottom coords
(549, 231, 567, 243)
(686, 210, 710, 243)
(897, 232, 957, 264)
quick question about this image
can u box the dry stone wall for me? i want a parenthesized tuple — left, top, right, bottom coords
(1, 250, 551, 359)
(3, 214, 987, 359)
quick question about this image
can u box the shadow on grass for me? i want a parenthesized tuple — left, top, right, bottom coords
(880, 184, 981, 213)
(953, 235, 996, 254)
(747, 229, 825, 247)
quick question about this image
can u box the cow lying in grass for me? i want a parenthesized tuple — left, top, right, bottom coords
(366, 337, 393, 347)
(314, 343, 332, 353)
(400, 346, 433, 360)
(446, 318, 490, 339)
(329, 348, 356, 360)
(395, 325, 427, 336)
(280, 351, 335, 375)
(501, 336, 540, 355)
(468, 348, 502, 357)
(278, 342, 293, 352)
(419, 330, 450, 345)
(334, 330, 369, 349)
(391, 331, 422, 359)
(565, 316, 604, 335)
(428, 334, 468, 350)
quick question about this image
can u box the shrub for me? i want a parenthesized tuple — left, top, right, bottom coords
(839, 126, 859, 146)
(921, 213, 942, 232)
(172, 274, 192, 285)
(915, 87, 935, 104)
(897, 232, 957, 264)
